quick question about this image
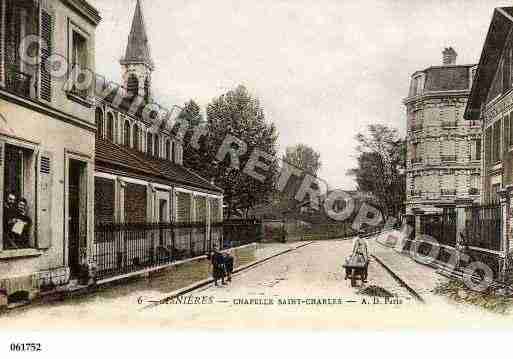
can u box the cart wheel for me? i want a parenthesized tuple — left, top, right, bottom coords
(350, 269, 356, 287)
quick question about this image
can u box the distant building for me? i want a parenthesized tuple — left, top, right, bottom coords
(404, 49, 481, 221)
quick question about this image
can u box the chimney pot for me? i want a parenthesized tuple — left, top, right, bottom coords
(442, 47, 458, 65)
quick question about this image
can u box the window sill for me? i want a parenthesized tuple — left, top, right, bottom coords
(0, 248, 43, 260)
(66, 91, 94, 108)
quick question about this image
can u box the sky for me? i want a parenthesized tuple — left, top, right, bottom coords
(89, 0, 512, 190)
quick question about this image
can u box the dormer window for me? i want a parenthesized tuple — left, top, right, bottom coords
(95, 108, 104, 139)
(106, 113, 114, 142)
(147, 133, 153, 155)
(165, 139, 171, 161)
(133, 124, 140, 151)
(124, 120, 131, 147)
(154, 135, 160, 158)
(410, 74, 424, 97)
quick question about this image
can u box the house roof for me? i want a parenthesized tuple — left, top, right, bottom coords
(120, 0, 154, 69)
(95, 138, 223, 194)
(465, 7, 513, 121)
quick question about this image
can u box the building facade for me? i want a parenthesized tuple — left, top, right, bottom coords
(91, 0, 224, 282)
(405, 49, 481, 223)
(0, 0, 224, 305)
(465, 7, 513, 281)
(0, 0, 100, 302)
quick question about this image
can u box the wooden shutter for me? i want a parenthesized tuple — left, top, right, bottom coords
(37, 150, 53, 249)
(0, 0, 5, 86)
(0, 141, 4, 251)
(39, 6, 53, 102)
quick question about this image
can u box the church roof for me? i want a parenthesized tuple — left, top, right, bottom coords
(120, 0, 154, 69)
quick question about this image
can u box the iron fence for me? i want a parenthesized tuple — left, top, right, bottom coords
(93, 222, 222, 280)
(222, 219, 262, 248)
(465, 204, 502, 251)
(420, 210, 456, 247)
(92, 221, 260, 281)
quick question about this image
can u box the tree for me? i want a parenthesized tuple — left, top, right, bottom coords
(206, 85, 279, 218)
(347, 124, 406, 220)
(178, 100, 212, 180)
(284, 144, 322, 175)
(275, 144, 322, 219)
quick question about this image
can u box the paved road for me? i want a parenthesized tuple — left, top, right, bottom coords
(3, 240, 513, 330)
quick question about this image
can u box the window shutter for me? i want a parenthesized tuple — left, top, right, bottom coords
(39, 7, 53, 102)
(0, 141, 4, 251)
(0, 0, 5, 86)
(37, 150, 53, 249)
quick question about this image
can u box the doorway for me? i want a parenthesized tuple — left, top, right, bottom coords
(68, 159, 87, 279)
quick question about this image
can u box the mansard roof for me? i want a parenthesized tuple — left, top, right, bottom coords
(120, 0, 154, 69)
(465, 7, 513, 121)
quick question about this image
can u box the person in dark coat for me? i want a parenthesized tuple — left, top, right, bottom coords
(223, 251, 234, 282)
(211, 247, 225, 286)
(3, 193, 17, 249)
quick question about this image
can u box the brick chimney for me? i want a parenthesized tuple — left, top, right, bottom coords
(442, 47, 457, 65)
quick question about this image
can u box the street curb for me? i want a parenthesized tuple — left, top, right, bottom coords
(140, 241, 315, 310)
(371, 254, 425, 304)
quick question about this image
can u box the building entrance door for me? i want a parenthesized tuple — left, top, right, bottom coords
(68, 159, 87, 279)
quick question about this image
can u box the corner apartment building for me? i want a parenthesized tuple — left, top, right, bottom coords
(405, 48, 481, 222)
(0, 0, 100, 301)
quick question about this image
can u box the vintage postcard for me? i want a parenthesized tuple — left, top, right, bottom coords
(1, 0, 513, 355)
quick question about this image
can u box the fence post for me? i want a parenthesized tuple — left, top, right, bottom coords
(454, 199, 474, 271)
(498, 188, 512, 282)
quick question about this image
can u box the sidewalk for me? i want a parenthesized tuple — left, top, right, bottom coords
(369, 238, 448, 302)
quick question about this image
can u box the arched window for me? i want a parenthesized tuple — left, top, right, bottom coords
(147, 132, 153, 155)
(165, 139, 171, 160)
(106, 113, 114, 142)
(124, 120, 131, 147)
(127, 74, 139, 97)
(95, 108, 104, 139)
(133, 124, 140, 151)
(154, 135, 160, 158)
(144, 76, 151, 101)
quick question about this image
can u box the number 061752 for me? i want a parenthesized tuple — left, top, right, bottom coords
(9, 343, 42, 352)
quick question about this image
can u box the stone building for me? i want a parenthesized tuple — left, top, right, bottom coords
(0, 0, 224, 306)
(0, 0, 100, 303)
(404, 49, 481, 224)
(91, 0, 223, 282)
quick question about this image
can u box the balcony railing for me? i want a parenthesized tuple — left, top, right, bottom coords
(441, 189, 457, 196)
(410, 190, 422, 197)
(441, 155, 457, 162)
(4, 66, 32, 98)
(469, 188, 480, 195)
(442, 121, 457, 129)
(410, 124, 423, 132)
(411, 158, 423, 165)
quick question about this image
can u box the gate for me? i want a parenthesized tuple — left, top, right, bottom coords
(465, 204, 502, 251)
(420, 209, 456, 247)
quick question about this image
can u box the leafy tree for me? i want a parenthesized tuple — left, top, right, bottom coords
(275, 144, 322, 219)
(284, 144, 322, 175)
(178, 100, 212, 180)
(347, 124, 406, 220)
(206, 85, 279, 218)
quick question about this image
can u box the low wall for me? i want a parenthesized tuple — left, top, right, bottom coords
(0, 243, 257, 310)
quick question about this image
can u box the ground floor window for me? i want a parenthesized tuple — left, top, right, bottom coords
(3, 144, 35, 250)
(124, 183, 147, 223)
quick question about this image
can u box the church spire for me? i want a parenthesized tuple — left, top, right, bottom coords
(120, 0, 154, 70)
